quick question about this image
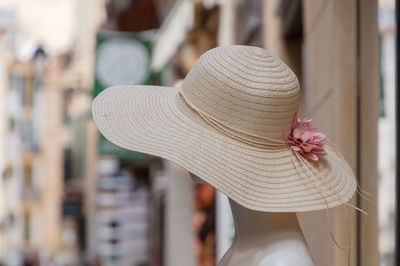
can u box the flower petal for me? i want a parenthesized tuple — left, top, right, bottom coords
(304, 152, 319, 161)
(284, 114, 327, 161)
(293, 128, 303, 139)
(291, 145, 302, 152)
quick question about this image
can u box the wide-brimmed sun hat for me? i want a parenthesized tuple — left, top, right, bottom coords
(92, 45, 357, 212)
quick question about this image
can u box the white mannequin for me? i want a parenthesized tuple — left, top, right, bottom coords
(190, 173, 315, 266)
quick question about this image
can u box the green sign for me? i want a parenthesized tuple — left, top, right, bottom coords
(93, 30, 153, 162)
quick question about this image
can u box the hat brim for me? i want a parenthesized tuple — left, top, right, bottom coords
(92, 85, 356, 212)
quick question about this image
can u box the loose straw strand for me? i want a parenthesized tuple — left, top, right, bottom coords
(326, 139, 372, 201)
(292, 151, 350, 250)
(293, 148, 366, 266)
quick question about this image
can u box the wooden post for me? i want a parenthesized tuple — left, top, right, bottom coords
(264, 0, 379, 265)
(301, 1, 358, 265)
(358, 0, 379, 265)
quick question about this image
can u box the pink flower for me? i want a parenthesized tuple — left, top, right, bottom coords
(284, 114, 327, 161)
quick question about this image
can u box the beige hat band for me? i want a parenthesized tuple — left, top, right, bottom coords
(178, 92, 288, 149)
(183, 78, 299, 119)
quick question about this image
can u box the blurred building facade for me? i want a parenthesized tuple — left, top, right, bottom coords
(0, 0, 392, 266)
(0, 0, 106, 265)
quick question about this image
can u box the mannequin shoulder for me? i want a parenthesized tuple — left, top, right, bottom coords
(257, 249, 314, 266)
(219, 241, 314, 266)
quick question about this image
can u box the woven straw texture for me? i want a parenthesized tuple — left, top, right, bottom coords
(92, 45, 356, 212)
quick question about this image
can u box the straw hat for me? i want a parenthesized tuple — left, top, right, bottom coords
(92, 45, 357, 212)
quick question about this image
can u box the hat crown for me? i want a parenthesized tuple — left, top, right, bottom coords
(180, 45, 300, 140)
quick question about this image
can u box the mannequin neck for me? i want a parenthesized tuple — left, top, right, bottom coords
(228, 199, 302, 245)
(189, 173, 314, 265)
(219, 199, 314, 266)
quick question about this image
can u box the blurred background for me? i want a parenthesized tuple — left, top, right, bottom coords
(0, 0, 395, 266)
